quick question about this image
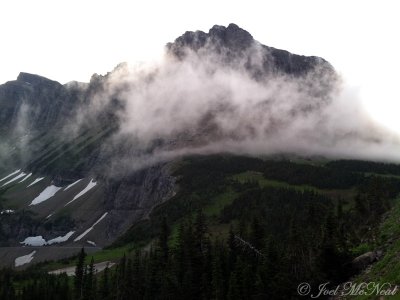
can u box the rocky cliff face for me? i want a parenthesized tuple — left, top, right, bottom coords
(0, 73, 79, 133)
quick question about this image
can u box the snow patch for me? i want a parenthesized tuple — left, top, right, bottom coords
(20, 236, 47, 246)
(27, 177, 45, 187)
(46, 213, 53, 219)
(64, 179, 83, 191)
(47, 231, 75, 245)
(65, 179, 97, 206)
(0, 209, 15, 214)
(1, 172, 26, 187)
(15, 251, 36, 267)
(0, 169, 21, 182)
(19, 173, 32, 183)
(74, 212, 108, 242)
(86, 240, 97, 246)
(29, 185, 62, 205)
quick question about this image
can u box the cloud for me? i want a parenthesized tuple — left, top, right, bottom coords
(63, 39, 400, 174)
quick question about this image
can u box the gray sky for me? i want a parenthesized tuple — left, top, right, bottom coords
(1, 0, 399, 133)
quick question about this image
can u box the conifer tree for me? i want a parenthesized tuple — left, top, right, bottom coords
(99, 264, 110, 300)
(74, 248, 86, 300)
(83, 257, 95, 300)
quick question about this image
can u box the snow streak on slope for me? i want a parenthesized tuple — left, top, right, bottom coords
(74, 212, 108, 242)
(65, 179, 97, 206)
(29, 185, 62, 205)
(1, 172, 26, 187)
(87, 240, 96, 246)
(64, 179, 82, 191)
(0, 169, 21, 182)
(19, 173, 32, 183)
(47, 231, 75, 245)
(27, 177, 45, 187)
(15, 251, 36, 267)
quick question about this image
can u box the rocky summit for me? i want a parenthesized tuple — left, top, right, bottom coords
(167, 23, 331, 76)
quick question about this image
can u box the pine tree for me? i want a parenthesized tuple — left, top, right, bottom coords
(131, 250, 143, 299)
(159, 216, 170, 264)
(116, 254, 127, 300)
(212, 240, 225, 300)
(74, 248, 86, 300)
(227, 225, 237, 272)
(250, 217, 265, 251)
(83, 257, 95, 300)
(227, 271, 240, 300)
(124, 258, 134, 300)
(99, 264, 110, 300)
(0, 269, 15, 300)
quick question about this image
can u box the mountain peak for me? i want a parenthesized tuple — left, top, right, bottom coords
(167, 24, 332, 77)
(17, 72, 60, 86)
(208, 23, 253, 49)
(167, 23, 254, 55)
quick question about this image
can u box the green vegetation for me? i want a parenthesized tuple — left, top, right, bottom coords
(327, 160, 400, 176)
(351, 197, 400, 299)
(2, 156, 400, 299)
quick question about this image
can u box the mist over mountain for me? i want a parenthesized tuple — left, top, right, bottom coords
(77, 23, 400, 172)
(0, 23, 399, 268)
(2, 23, 398, 177)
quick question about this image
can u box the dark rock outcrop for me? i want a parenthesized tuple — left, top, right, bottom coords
(167, 23, 333, 77)
(351, 250, 384, 272)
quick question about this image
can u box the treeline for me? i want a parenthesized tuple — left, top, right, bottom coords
(262, 160, 364, 189)
(327, 159, 400, 176)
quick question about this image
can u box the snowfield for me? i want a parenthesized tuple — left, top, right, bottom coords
(64, 179, 82, 191)
(0, 169, 21, 182)
(1, 172, 26, 187)
(29, 185, 62, 205)
(65, 179, 97, 206)
(15, 251, 36, 267)
(27, 177, 45, 187)
(0, 209, 15, 214)
(20, 236, 47, 246)
(74, 212, 108, 242)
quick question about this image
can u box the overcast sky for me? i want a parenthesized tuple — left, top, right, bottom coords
(0, 0, 399, 132)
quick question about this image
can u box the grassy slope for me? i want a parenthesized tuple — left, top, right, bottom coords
(40, 244, 133, 271)
(352, 197, 400, 300)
